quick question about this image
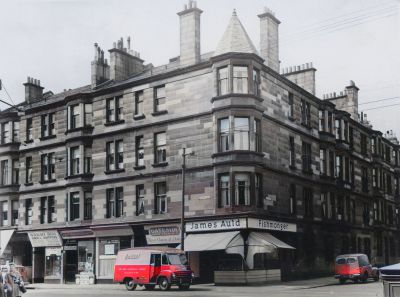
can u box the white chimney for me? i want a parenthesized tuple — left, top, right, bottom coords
(258, 7, 280, 72)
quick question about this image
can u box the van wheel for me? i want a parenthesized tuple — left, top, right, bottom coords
(339, 279, 346, 285)
(362, 272, 368, 282)
(144, 284, 155, 290)
(125, 278, 137, 291)
(178, 283, 190, 290)
(158, 277, 171, 291)
(353, 278, 359, 284)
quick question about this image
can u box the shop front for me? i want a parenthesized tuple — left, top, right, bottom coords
(184, 217, 297, 285)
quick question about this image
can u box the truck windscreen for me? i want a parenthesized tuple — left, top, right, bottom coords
(167, 254, 188, 265)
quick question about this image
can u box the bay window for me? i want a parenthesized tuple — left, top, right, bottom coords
(233, 66, 248, 93)
(217, 67, 229, 96)
(70, 104, 80, 129)
(234, 173, 250, 206)
(219, 174, 230, 207)
(234, 117, 249, 150)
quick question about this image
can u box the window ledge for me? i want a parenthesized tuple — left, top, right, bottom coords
(133, 114, 146, 121)
(65, 173, 94, 179)
(65, 125, 94, 134)
(24, 182, 33, 186)
(24, 139, 34, 144)
(0, 141, 21, 147)
(151, 110, 168, 116)
(152, 162, 168, 168)
(39, 179, 57, 184)
(211, 93, 264, 103)
(212, 151, 264, 158)
(134, 165, 146, 170)
(0, 184, 20, 189)
(104, 168, 125, 174)
(39, 135, 56, 141)
(104, 119, 125, 127)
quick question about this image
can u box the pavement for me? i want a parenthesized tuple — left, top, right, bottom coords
(24, 277, 384, 297)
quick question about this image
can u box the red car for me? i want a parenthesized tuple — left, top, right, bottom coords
(334, 254, 379, 284)
(114, 247, 193, 291)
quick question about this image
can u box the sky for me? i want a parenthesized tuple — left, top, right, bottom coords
(0, 0, 399, 135)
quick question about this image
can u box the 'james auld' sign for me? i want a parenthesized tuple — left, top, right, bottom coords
(28, 230, 63, 247)
(248, 218, 297, 233)
(186, 218, 247, 233)
(144, 224, 181, 245)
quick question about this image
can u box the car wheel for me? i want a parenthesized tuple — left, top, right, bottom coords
(125, 278, 137, 291)
(178, 283, 191, 290)
(353, 278, 359, 284)
(144, 284, 155, 290)
(339, 279, 346, 285)
(158, 277, 171, 291)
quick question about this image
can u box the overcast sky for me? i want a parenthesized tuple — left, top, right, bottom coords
(0, 0, 399, 135)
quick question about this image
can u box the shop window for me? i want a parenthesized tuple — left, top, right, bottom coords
(41, 152, 55, 181)
(154, 182, 167, 214)
(1, 160, 8, 185)
(219, 174, 230, 207)
(154, 85, 166, 112)
(70, 192, 80, 221)
(106, 187, 124, 218)
(218, 118, 230, 152)
(300, 99, 311, 127)
(78, 241, 94, 274)
(232, 66, 248, 94)
(11, 200, 18, 226)
(234, 117, 249, 150)
(289, 184, 296, 215)
(41, 113, 55, 138)
(25, 199, 32, 225)
(26, 118, 33, 142)
(1, 122, 10, 144)
(84, 192, 92, 220)
(154, 132, 166, 164)
(253, 250, 280, 270)
(84, 103, 93, 126)
(135, 91, 144, 116)
(12, 159, 19, 185)
(106, 140, 123, 171)
(1, 201, 8, 226)
(217, 67, 229, 96)
(253, 68, 261, 96)
(135, 136, 144, 167)
(136, 184, 145, 216)
(234, 173, 250, 206)
(106, 96, 123, 123)
(26, 156, 33, 184)
(45, 248, 62, 277)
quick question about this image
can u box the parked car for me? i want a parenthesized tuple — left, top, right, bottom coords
(334, 254, 379, 284)
(114, 247, 194, 291)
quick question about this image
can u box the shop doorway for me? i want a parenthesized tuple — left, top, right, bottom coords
(65, 250, 78, 283)
(33, 247, 45, 283)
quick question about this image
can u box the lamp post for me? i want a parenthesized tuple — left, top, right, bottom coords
(181, 148, 194, 251)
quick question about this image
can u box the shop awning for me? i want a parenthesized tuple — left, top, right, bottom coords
(248, 232, 295, 251)
(0, 230, 14, 255)
(184, 231, 244, 256)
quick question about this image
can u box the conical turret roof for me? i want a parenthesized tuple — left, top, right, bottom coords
(213, 10, 258, 57)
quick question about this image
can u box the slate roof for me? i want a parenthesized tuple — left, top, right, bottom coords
(213, 10, 258, 57)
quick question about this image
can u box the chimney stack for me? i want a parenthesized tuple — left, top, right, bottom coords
(109, 36, 144, 81)
(23, 77, 44, 103)
(345, 80, 359, 120)
(258, 7, 280, 72)
(177, 0, 203, 66)
(91, 43, 110, 88)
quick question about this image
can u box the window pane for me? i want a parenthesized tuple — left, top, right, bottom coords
(235, 174, 250, 205)
(234, 117, 249, 150)
(218, 67, 229, 96)
(220, 174, 230, 207)
(219, 118, 230, 152)
(233, 66, 248, 94)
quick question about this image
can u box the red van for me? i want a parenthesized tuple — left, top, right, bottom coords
(334, 254, 379, 284)
(114, 247, 193, 291)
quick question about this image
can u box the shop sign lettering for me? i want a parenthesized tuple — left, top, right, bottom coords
(28, 230, 63, 247)
(186, 218, 246, 232)
(248, 218, 297, 232)
(144, 224, 181, 245)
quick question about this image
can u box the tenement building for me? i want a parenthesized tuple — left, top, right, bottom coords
(0, 1, 399, 285)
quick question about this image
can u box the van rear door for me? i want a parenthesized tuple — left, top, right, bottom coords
(149, 254, 161, 283)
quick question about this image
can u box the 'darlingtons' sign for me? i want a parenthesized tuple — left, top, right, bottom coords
(144, 224, 181, 245)
(28, 230, 63, 247)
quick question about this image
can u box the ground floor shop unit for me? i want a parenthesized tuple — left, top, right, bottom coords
(5, 215, 400, 285)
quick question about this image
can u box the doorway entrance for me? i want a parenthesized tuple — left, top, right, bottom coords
(65, 249, 78, 282)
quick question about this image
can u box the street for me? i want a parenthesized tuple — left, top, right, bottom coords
(24, 278, 384, 297)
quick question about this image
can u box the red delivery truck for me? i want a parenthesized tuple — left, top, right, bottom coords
(114, 247, 194, 291)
